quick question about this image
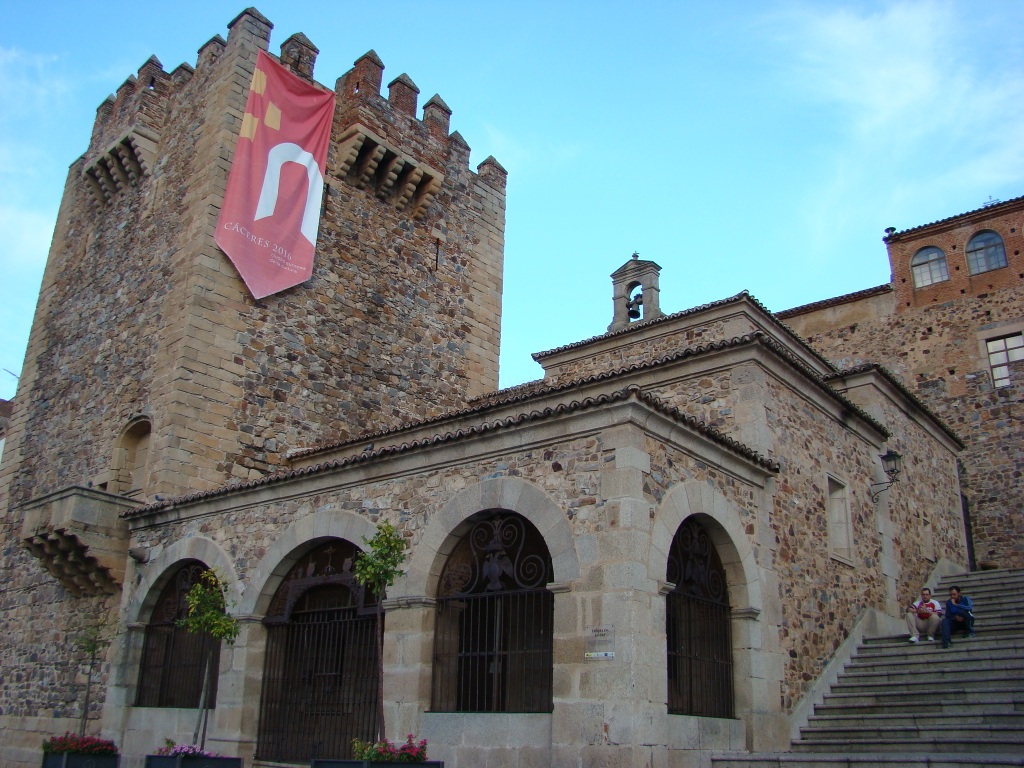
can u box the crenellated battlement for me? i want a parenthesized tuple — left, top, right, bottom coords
(331, 50, 478, 176)
(82, 6, 497, 215)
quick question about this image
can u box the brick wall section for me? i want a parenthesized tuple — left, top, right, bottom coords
(887, 201, 1024, 311)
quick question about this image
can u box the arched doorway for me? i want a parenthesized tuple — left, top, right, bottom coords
(431, 512, 554, 713)
(256, 540, 378, 762)
(136, 560, 221, 708)
(666, 517, 734, 718)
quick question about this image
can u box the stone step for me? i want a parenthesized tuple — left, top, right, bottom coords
(790, 735, 1024, 754)
(712, 753, 1024, 768)
(819, 692, 1024, 708)
(830, 663, 1024, 687)
(860, 621, 1024, 645)
(857, 633, 1024, 656)
(937, 567, 1024, 585)
(828, 672, 1022, 695)
(847, 644, 1024, 669)
(799, 721, 1024, 742)
(807, 712, 1024, 729)
(815, 691, 1024, 714)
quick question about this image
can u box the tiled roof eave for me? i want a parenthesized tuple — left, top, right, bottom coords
(825, 364, 965, 449)
(123, 383, 780, 520)
(777, 284, 893, 319)
(884, 194, 1024, 239)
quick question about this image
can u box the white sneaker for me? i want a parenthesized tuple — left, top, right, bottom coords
(909, 635, 919, 643)
(926, 635, 935, 641)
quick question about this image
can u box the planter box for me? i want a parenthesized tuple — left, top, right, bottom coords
(311, 762, 443, 768)
(42, 755, 119, 768)
(144, 758, 242, 768)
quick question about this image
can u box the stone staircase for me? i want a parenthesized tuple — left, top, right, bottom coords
(714, 568, 1024, 767)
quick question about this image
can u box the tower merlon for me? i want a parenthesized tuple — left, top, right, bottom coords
(197, 34, 227, 70)
(227, 6, 273, 47)
(423, 94, 452, 139)
(280, 32, 318, 81)
(477, 156, 507, 190)
(342, 50, 385, 100)
(388, 73, 420, 117)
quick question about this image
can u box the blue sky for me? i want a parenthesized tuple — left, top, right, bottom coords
(2, 1, 1023, 401)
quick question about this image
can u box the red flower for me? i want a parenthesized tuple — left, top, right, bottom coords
(42, 733, 119, 755)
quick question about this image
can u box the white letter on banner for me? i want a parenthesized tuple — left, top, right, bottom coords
(253, 142, 325, 246)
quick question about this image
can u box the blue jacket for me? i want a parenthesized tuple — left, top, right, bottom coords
(945, 595, 973, 619)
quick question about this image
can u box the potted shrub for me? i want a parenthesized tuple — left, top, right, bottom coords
(144, 741, 242, 768)
(41, 732, 119, 768)
(353, 522, 407, 741)
(145, 571, 241, 768)
(311, 734, 442, 767)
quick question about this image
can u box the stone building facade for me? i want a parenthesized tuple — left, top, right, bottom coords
(781, 196, 1024, 570)
(0, 9, 968, 768)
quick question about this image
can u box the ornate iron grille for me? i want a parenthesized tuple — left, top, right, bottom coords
(256, 540, 379, 763)
(431, 514, 554, 713)
(665, 518, 734, 718)
(137, 561, 220, 708)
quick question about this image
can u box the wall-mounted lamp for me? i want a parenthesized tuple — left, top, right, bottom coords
(870, 450, 903, 503)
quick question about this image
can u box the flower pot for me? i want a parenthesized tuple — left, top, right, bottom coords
(144, 758, 242, 768)
(310, 762, 443, 768)
(42, 755, 119, 768)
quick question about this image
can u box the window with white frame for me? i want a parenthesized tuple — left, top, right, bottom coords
(827, 476, 853, 563)
(911, 246, 949, 288)
(987, 333, 1024, 388)
(966, 230, 1007, 275)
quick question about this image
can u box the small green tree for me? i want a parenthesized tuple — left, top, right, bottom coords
(353, 521, 408, 741)
(177, 569, 239, 749)
(73, 620, 112, 737)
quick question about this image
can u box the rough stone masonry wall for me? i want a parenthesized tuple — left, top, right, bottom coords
(0, 9, 505, 763)
(539, 317, 734, 385)
(555, 348, 964, 710)
(2, 7, 505, 507)
(795, 281, 1024, 569)
(116, 427, 764, 766)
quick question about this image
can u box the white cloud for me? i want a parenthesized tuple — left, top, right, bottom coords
(758, 1, 1024, 266)
(0, 47, 71, 119)
(0, 205, 55, 274)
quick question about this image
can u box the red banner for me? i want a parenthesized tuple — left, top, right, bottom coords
(216, 51, 336, 299)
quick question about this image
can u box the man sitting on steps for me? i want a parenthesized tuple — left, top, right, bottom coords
(941, 585, 975, 649)
(906, 587, 942, 643)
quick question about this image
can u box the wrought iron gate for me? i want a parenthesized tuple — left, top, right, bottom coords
(431, 513, 554, 713)
(137, 561, 220, 708)
(665, 518, 734, 718)
(256, 541, 378, 763)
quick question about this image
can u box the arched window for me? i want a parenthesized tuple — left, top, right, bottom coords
(136, 561, 221, 708)
(910, 246, 949, 288)
(666, 518, 733, 718)
(966, 230, 1007, 275)
(431, 512, 554, 713)
(111, 417, 151, 495)
(257, 540, 378, 764)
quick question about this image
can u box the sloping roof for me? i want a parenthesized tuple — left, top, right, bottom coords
(884, 194, 1024, 239)
(124, 384, 780, 518)
(533, 290, 839, 374)
(776, 284, 893, 319)
(824, 363, 964, 448)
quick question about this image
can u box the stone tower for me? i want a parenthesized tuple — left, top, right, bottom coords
(0, 7, 506, 519)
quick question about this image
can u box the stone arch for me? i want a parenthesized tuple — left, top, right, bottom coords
(650, 480, 761, 613)
(110, 414, 152, 495)
(127, 536, 236, 624)
(240, 508, 379, 616)
(399, 476, 579, 599)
